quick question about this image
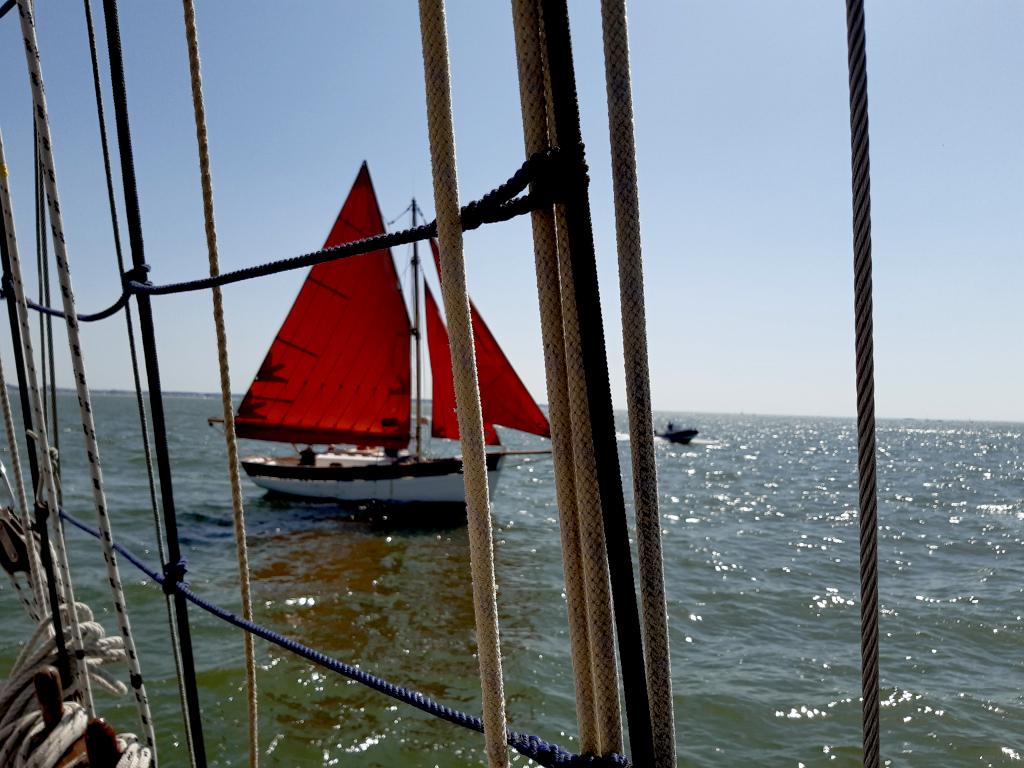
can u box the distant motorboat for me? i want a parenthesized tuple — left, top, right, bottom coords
(658, 423, 698, 444)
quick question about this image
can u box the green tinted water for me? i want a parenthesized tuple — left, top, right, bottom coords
(1, 393, 1021, 766)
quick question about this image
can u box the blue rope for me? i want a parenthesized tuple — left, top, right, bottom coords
(59, 510, 630, 767)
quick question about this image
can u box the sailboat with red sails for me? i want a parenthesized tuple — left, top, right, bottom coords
(234, 163, 550, 506)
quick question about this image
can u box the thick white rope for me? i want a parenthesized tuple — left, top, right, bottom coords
(0, 604, 129, 765)
(599, 2, 675, 765)
(0, 122, 93, 716)
(179, 3, 259, 766)
(15, 704, 87, 768)
(0, 353, 45, 613)
(509, 0, 599, 752)
(14, 1, 155, 750)
(417, 2, 508, 766)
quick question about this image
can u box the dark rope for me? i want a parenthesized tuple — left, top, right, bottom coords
(59, 509, 629, 768)
(540, 1, 655, 765)
(1, 150, 564, 322)
(844, 1, 881, 766)
(35, 126, 61, 495)
(0, 0, 14, 19)
(81, 0, 164, 559)
(98, 0, 208, 761)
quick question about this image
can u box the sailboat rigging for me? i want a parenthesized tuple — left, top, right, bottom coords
(237, 163, 550, 506)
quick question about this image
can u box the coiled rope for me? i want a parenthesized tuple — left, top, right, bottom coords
(844, 1, 881, 766)
(418, 1, 508, 765)
(179, 2, 259, 765)
(0, 602, 133, 763)
(14, 0, 156, 750)
(599, 2, 675, 766)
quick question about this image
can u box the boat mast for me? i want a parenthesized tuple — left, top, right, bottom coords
(411, 199, 423, 459)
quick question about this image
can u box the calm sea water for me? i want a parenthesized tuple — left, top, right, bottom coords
(0, 392, 1021, 767)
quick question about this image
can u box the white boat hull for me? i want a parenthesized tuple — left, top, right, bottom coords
(241, 450, 504, 505)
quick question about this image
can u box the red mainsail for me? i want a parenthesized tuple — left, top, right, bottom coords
(235, 163, 411, 448)
(426, 241, 550, 442)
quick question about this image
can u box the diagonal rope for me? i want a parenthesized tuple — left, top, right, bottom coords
(14, 0, 156, 750)
(844, 2, 881, 766)
(180, 2, 259, 766)
(599, 2, 675, 765)
(60, 508, 631, 768)
(510, 0, 598, 752)
(418, 1, 509, 765)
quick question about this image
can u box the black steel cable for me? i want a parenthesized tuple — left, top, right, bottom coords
(98, 0, 208, 762)
(844, 1, 881, 766)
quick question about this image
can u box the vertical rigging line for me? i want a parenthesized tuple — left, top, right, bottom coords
(36, 125, 60, 499)
(80, 0, 196, 762)
(180, 2, 259, 766)
(418, 1, 509, 765)
(81, 0, 164, 563)
(98, 0, 209, 761)
(844, 1, 881, 766)
(509, 0, 600, 752)
(539, 0, 655, 763)
(0, 121, 91, 713)
(0, 347, 42, 613)
(599, 1, 675, 765)
(0, 156, 70, 691)
(34, 136, 47, 440)
(15, 0, 157, 750)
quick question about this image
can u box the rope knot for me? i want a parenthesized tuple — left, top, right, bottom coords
(161, 557, 187, 595)
(122, 264, 151, 291)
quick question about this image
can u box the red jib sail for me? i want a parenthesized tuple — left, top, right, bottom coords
(426, 240, 550, 442)
(424, 285, 501, 446)
(235, 163, 411, 448)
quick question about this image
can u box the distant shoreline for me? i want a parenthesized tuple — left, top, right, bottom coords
(13, 386, 1021, 426)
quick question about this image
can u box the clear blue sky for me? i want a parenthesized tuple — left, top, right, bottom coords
(1, 2, 1021, 422)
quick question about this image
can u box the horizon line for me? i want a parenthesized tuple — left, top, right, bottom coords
(17, 386, 1023, 427)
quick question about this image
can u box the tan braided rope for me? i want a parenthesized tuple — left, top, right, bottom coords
(14, 0, 159, 748)
(418, 1, 508, 765)
(180, 3, 259, 765)
(509, 0, 598, 751)
(552, 203, 623, 756)
(535, 4, 623, 750)
(0, 123, 93, 714)
(599, 1, 675, 765)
